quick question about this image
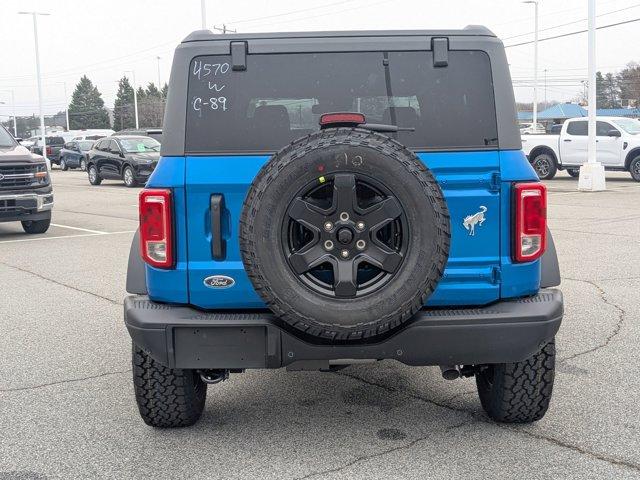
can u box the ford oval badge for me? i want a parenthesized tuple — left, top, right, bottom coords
(204, 275, 235, 289)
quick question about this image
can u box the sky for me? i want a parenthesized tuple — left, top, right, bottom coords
(1, 0, 639, 119)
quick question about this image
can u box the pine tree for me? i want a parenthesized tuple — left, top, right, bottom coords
(595, 72, 609, 108)
(161, 83, 168, 99)
(68, 76, 110, 129)
(113, 76, 135, 131)
(617, 62, 640, 108)
(603, 73, 621, 109)
(137, 82, 165, 127)
(145, 82, 161, 98)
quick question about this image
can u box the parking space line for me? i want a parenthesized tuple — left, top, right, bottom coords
(0, 230, 135, 245)
(51, 223, 107, 234)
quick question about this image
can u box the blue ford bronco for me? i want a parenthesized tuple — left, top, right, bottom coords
(125, 27, 563, 428)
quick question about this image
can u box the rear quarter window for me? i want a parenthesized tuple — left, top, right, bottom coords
(185, 50, 498, 154)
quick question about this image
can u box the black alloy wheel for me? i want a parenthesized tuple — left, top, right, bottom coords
(283, 173, 407, 298)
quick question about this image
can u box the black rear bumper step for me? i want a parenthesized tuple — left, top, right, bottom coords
(124, 289, 563, 370)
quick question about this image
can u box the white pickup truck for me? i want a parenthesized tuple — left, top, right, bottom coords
(521, 116, 640, 181)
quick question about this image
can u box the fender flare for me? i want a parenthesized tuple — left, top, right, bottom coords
(624, 147, 640, 170)
(540, 227, 561, 287)
(529, 146, 558, 166)
(126, 229, 147, 295)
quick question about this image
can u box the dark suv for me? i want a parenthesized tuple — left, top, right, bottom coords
(86, 135, 160, 187)
(125, 28, 563, 428)
(0, 126, 53, 233)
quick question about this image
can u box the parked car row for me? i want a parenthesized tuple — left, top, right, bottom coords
(15, 129, 162, 187)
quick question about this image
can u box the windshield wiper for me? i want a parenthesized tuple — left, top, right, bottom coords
(359, 123, 415, 133)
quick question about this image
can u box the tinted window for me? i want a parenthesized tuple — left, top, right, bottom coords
(47, 136, 65, 145)
(108, 140, 120, 153)
(566, 121, 587, 136)
(78, 141, 94, 151)
(185, 51, 498, 153)
(596, 121, 617, 136)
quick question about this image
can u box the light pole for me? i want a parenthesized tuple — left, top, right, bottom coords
(19, 11, 50, 159)
(578, 0, 606, 191)
(523, 0, 539, 130)
(63, 82, 70, 131)
(156, 56, 162, 87)
(124, 70, 140, 129)
(201, 0, 207, 29)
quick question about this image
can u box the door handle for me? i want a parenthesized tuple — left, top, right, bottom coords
(210, 194, 226, 260)
(563, 139, 572, 142)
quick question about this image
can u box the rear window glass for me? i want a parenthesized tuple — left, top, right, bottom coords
(47, 137, 65, 145)
(185, 51, 498, 153)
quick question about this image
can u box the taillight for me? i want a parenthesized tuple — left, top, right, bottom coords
(46, 146, 52, 156)
(513, 182, 547, 262)
(139, 189, 174, 268)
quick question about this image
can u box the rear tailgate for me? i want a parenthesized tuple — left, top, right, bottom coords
(184, 151, 501, 309)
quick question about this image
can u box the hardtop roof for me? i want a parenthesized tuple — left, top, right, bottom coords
(182, 25, 496, 43)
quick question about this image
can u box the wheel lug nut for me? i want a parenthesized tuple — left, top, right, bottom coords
(339, 212, 350, 221)
(340, 249, 349, 258)
(356, 221, 365, 231)
(324, 221, 333, 231)
(356, 240, 366, 250)
(324, 240, 334, 250)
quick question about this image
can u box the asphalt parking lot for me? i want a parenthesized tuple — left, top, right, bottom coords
(1, 168, 639, 479)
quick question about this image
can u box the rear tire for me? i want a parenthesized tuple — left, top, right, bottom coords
(21, 217, 51, 234)
(629, 157, 640, 182)
(531, 152, 557, 180)
(566, 168, 580, 178)
(60, 157, 68, 171)
(80, 158, 87, 172)
(475, 340, 555, 423)
(132, 344, 207, 428)
(88, 164, 102, 185)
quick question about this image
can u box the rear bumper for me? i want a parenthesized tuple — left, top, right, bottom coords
(124, 289, 563, 370)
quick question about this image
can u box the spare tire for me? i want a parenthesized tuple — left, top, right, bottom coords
(240, 128, 450, 341)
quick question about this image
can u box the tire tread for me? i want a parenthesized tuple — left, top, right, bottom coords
(476, 341, 555, 423)
(132, 344, 206, 428)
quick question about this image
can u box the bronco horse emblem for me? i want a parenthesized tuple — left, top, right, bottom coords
(463, 206, 487, 236)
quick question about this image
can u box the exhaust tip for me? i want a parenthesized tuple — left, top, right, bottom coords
(440, 365, 461, 381)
